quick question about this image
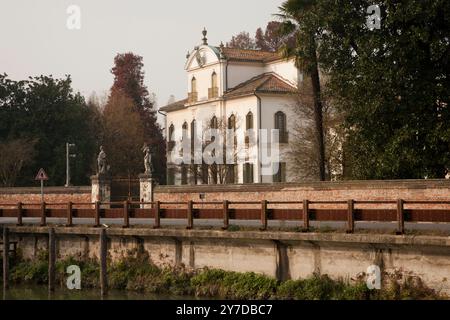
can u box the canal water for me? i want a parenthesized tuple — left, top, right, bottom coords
(1, 285, 199, 300)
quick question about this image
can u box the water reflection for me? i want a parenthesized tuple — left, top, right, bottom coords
(2, 285, 198, 301)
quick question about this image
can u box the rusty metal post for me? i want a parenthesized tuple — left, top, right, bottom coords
(3, 227, 9, 291)
(94, 201, 101, 228)
(40, 202, 46, 226)
(347, 199, 355, 234)
(123, 200, 130, 228)
(153, 201, 161, 229)
(260, 200, 268, 231)
(67, 202, 73, 227)
(48, 228, 56, 292)
(99, 228, 108, 297)
(17, 202, 23, 226)
(303, 200, 310, 232)
(222, 200, 229, 230)
(397, 199, 405, 235)
(187, 200, 194, 230)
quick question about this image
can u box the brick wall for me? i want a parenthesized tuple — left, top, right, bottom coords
(154, 180, 450, 209)
(1, 180, 449, 208)
(0, 186, 91, 204)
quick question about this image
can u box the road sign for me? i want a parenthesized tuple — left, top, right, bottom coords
(35, 168, 49, 181)
(35, 168, 48, 203)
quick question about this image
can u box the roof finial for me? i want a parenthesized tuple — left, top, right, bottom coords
(202, 28, 208, 45)
(219, 42, 226, 59)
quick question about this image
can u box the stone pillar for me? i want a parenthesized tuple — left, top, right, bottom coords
(139, 174, 154, 209)
(91, 174, 111, 205)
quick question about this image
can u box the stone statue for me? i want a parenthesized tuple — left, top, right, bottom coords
(97, 146, 108, 175)
(142, 144, 153, 175)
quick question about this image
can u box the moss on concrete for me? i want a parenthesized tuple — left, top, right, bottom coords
(2, 249, 446, 300)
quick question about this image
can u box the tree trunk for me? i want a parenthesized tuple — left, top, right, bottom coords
(309, 37, 326, 181)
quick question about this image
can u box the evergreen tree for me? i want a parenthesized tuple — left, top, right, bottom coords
(108, 53, 166, 183)
(316, 0, 450, 179)
(0, 74, 98, 186)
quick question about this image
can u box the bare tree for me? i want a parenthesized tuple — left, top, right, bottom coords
(287, 79, 344, 181)
(0, 138, 37, 187)
(203, 115, 246, 185)
(226, 32, 256, 50)
(170, 116, 245, 185)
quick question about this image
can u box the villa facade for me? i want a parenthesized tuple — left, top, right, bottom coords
(160, 30, 302, 185)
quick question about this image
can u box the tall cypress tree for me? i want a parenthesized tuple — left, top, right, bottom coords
(108, 53, 166, 183)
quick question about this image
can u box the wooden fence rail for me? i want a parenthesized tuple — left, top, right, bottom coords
(0, 200, 450, 234)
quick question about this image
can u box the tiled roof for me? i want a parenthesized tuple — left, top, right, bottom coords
(218, 47, 283, 63)
(159, 98, 188, 112)
(160, 74, 296, 113)
(224, 73, 297, 99)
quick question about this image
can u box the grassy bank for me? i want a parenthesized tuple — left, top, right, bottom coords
(0, 250, 446, 300)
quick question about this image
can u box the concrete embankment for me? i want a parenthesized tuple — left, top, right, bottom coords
(5, 226, 450, 295)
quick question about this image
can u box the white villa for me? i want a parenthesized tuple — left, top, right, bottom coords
(160, 29, 301, 185)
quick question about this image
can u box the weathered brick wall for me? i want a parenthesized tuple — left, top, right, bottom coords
(154, 180, 450, 209)
(0, 187, 91, 204)
(1, 180, 449, 208)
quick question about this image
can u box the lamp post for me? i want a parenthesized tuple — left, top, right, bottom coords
(65, 143, 76, 187)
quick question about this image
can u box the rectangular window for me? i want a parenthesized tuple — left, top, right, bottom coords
(243, 163, 254, 184)
(167, 168, 176, 185)
(273, 162, 287, 183)
(181, 165, 188, 185)
(210, 164, 218, 185)
(226, 164, 236, 184)
(192, 164, 199, 185)
(201, 164, 209, 184)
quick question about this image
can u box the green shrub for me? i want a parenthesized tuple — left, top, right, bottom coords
(5, 250, 444, 300)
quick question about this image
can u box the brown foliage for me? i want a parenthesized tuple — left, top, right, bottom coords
(102, 92, 146, 177)
(226, 32, 256, 50)
(108, 53, 166, 182)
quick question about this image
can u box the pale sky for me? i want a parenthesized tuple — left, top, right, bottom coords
(0, 0, 284, 108)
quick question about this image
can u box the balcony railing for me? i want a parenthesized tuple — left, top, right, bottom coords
(188, 92, 198, 104)
(208, 87, 219, 99)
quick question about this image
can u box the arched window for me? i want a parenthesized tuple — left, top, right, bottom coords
(168, 124, 175, 151)
(181, 122, 188, 157)
(228, 114, 236, 131)
(190, 77, 198, 103)
(168, 124, 175, 141)
(191, 77, 197, 93)
(210, 116, 218, 129)
(211, 72, 218, 88)
(246, 112, 254, 130)
(190, 119, 198, 184)
(190, 119, 196, 153)
(182, 122, 188, 141)
(209, 72, 218, 99)
(275, 111, 288, 143)
(190, 120, 196, 141)
(228, 114, 237, 156)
